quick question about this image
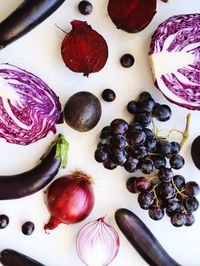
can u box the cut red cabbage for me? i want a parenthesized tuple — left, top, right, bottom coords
(149, 14, 200, 110)
(0, 64, 61, 145)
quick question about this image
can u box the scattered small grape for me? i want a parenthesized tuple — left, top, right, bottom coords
(102, 89, 116, 102)
(22, 221, 35, 235)
(120, 54, 135, 68)
(0, 215, 9, 229)
(78, 1, 93, 15)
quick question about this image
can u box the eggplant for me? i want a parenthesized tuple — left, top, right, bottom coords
(0, 249, 45, 266)
(0, 0, 65, 48)
(0, 134, 68, 200)
(115, 208, 181, 266)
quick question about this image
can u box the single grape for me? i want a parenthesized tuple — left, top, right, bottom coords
(110, 119, 128, 135)
(0, 215, 9, 229)
(102, 89, 116, 102)
(184, 181, 200, 197)
(124, 156, 139, 173)
(94, 146, 109, 163)
(129, 129, 146, 145)
(112, 149, 127, 165)
(144, 136, 157, 150)
(158, 182, 175, 199)
(131, 145, 148, 159)
(138, 91, 152, 103)
(135, 177, 151, 191)
(22, 221, 35, 235)
(151, 155, 166, 169)
(139, 158, 155, 174)
(173, 175, 185, 190)
(170, 142, 180, 155)
(152, 104, 172, 122)
(138, 191, 154, 210)
(158, 168, 173, 182)
(128, 122, 143, 132)
(170, 154, 185, 170)
(78, 1, 93, 15)
(185, 212, 195, 226)
(134, 112, 152, 127)
(103, 160, 117, 170)
(157, 140, 172, 155)
(184, 197, 199, 212)
(100, 126, 111, 139)
(127, 101, 138, 114)
(110, 135, 128, 149)
(171, 212, 185, 227)
(148, 205, 164, 221)
(143, 128, 153, 138)
(126, 177, 139, 193)
(165, 197, 180, 212)
(139, 98, 155, 113)
(120, 54, 135, 68)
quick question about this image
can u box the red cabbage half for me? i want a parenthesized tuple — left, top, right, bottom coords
(0, 64, 61, 145)
(149, 14, 200, 110)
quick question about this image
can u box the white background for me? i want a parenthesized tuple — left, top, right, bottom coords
(0, 1, 200, 265)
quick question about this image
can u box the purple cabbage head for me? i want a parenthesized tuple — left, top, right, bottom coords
(149, 14, 200, 110)
(0, 64, 62, 145)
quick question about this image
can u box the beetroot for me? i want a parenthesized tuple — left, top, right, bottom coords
(61, 20, 108, 76)
(108, 0, 157, 33)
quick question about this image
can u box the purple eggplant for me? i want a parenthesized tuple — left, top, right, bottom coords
(115, 208, 181, 266)
(0, 0, 65, 48)
(0, 249, 44, 266)
(0, 134, 68, 200)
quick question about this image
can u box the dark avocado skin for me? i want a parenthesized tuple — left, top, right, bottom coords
(64, 91, 102, 132)
(191, 135, 200, 170)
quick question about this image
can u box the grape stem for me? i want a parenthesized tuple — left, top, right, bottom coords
(179, 113, 191, 149)
(172, 179, 186, 198)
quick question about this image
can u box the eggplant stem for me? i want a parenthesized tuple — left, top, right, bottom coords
(179, 113, 191, 149)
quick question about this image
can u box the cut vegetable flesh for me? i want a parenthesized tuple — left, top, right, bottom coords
(149, 14, 200, 110)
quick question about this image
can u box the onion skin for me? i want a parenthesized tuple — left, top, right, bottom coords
(61, 20, 108, 76)
(108, 0, 157, 33)
(115, 209, 181, 266)
(44, 171, 94, 231)
(0, 249, 44, 266)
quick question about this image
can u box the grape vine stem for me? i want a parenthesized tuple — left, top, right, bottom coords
(180, 113, 191, 149)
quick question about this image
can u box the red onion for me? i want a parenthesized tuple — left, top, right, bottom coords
(44, 171, 94, 231)
(108, 0, 157, 33)
(76, 217, 120, 266)
(61, 20, 108, 76)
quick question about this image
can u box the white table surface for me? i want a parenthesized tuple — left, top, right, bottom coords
(0, 1, 200, 265)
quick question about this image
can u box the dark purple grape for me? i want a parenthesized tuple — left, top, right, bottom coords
(102, 89, 116, 102)
(148, 205, 164, 221)
(126, 177, 139, 193)
(128, 122, 143, 132)
(100, 126, 111, 139)
(165, 197, 180, 212)
(171, 212, 185, 227)
(78, 1, 93, 15)
(139, 98, 155, 113)
(158, 182, 175, 199)
(120, 54, 135, 68)
(184, 181, 200, 197)
(94, 146, 109, 163)
(135, 177, 151, 191)
(184, 197, 199, 212)
(170, 142, 180, 155)
(151, 155, 166, 170)
(112, 149, 127, 165)
(110, 135, 128, 149)
(152, 104, 172, 122)
(185, 212, 195, 226)
(131, 145, 148, 159)
(158, 168, 173, 182)
(138, 91, 152, 103)
(129, 130, 146, 145)
(138, 191, 154, 209)
(127, 101, 138, 114)
(169, 154, 185, 170)
(173, 175, 185, 190)
(144, 136, 157, 150)
(0, 215, 9, 229)
(143, 128, 153, 138)
(22, 221, 35, 235)
(134, 112, 152, 127)
(103, 160, 117, 170)
(124, 156, 139, 173)
(139, 159, 155, 174)
(110, 119, 128, 135)
(157, 140, 172, 155)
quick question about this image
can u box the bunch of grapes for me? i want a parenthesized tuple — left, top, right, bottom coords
(94, 91, 199, 226)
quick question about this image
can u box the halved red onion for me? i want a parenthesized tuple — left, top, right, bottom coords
(149, 14, 200, 110)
